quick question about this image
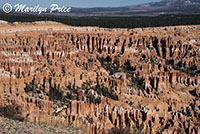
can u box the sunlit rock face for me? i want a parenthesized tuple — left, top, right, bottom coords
(0, 21, 199, 134)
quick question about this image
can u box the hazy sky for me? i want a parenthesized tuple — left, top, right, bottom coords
(0, 0, 161, 8)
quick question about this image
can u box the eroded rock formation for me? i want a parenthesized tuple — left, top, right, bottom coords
(0, 21, 199, 134)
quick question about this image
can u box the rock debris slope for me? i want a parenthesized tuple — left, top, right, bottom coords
(0, 116, 83, 134)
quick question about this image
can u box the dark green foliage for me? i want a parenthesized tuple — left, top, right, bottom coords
(49, 78, 69, 102)
(107, 128, 131, 134)
(167, 61, 200, 76)
(92, 84, 119, 101)
(130, 76, 145, 91)
(0, 104, 24, 121)
(82, 82, 119, 102)
(85, 115, 94, 124)
(98, 56, 136, 75)
(123, 60, 135, 72)
(88, 58, 94, 63)
(150, 58, 155, 68)
(97, 56, 120, 75)
(0, 13, 200, 28)
(24, 76, 37, 93)
(81, 82, 102, 104)
(61, 65, 66, 75)
(64, 85, 80, 101)
(107, 126, 143, 134)
(24, 81, 35, 93)
(183, 65, 200, 76)
(86, 94, 101, 104)
(49, 84, 65, 102)
(24, 76, 45, 95)
(136, 76, 145, 90)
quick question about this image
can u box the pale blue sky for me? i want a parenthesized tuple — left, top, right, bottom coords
(0, 0, 161, 8)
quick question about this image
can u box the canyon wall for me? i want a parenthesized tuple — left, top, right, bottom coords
(0, 21, 199, 134)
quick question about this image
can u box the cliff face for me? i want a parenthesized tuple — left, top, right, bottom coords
(0, 22, 200, 134)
